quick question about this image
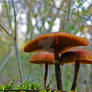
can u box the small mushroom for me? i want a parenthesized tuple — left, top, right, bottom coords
(30, 52, 54, 88)
(60, 48, 92, 91)
(24, 32, 88, 90)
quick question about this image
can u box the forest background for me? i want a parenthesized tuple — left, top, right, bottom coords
(0, 0, 92, 92)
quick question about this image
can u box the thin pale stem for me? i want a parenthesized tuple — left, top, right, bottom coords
(11, 0, 23, 84)
(0, 50, 14, 72)
(11, 0, 17, 40)
(71, 61, 80, 90)
(64, 0, 73, 32)
(54, 52, 62, 90)
(0, 24, 13, 39)
(13, 40, 23, 83)
(44, 63, 48, 89)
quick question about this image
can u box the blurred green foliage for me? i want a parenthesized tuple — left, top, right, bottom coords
(0, 80, 57, 92)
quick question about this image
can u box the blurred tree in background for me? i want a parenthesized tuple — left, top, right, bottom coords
(0, 0, 92, 92)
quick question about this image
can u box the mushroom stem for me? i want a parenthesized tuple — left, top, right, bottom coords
(71, 61, 80, 90)
(54, 52, 62, 90)
(44, 63, 48, 89)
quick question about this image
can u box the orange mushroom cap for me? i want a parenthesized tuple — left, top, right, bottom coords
(24, 32, 88, 54)
(61, 49, 92, 65)
(30, 52, 54, 64)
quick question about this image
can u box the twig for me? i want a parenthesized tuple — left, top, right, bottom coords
(11, 0, 23, 83)
(0, 24, 13, 39)
(0, 50, 14, 72)
(11, 0, 17, 40)
(13, 40, 23, 83)
(1, 0, 23, 84)
(67, 0, 73, 20)
(4, 0, 11, 28)
(64, 0, 73, 32)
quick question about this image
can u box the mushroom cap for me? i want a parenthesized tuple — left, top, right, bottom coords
(30, 52, 54, 64)
(61, 49, 92, 65)
(24, 32, 88, 54)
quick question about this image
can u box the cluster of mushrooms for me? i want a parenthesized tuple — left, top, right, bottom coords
(24, 32, 92, 91)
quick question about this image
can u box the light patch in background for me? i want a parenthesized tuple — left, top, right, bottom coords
(52, 17, 60, 32)
(21, 13, 26, 19)
(45, 21, 49, 30)
(73, 3, 82, 12)
(54, 0, 62, 8)
(36, 16, 42, 28)
(37, 20, 42, 29)
(17, 12, 27, 46)
(76, 31, 81, 36)
(33, 6, 38, 15)
(21, 25, 27, 34)
(52, 7, 58, 15)
(0, 4, 2, 13)
(73, 0, 91, 11)
(87, 21, 92, 25)
(31, 17, 36, 26)
(88, 0, 92, 3)
(11, 22, 15, 30)
(17, 24, 27, 47)
(84, 32, 92, 39)
(26, 33, 30, 39)
(20, 13, 27, 33)
(33, 28, 40, 35)
(76, 31, 91, 39)
(83, 1, 89, 8)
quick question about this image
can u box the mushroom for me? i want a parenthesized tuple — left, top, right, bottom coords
(24, 32, 88, 90)
(60, 48, 92, 91)
(29, 52, 54, 88)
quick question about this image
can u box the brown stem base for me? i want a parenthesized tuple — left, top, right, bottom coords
(44, 64, 48, 89)
(54, 53, 62, 90)
(71, 61, 80, 90)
